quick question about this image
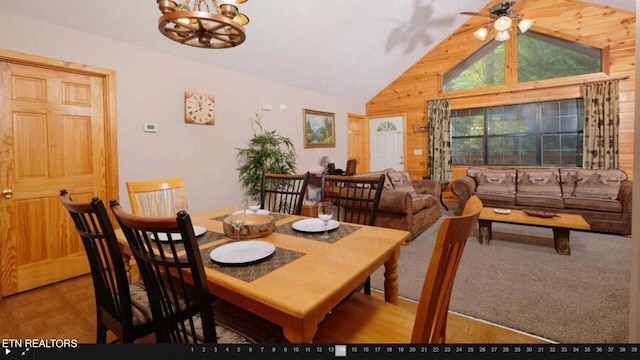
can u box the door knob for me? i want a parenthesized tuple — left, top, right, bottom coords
(2, 189, 12, 199)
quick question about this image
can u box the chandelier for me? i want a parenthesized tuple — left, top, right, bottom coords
(470, 2, 534, 42)
(157, 0, 249, 49)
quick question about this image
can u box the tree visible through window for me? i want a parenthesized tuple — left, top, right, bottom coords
(451, 99, 584, 166)
(518, 32, 601, 82)
(443, 31, 602, 92)
(443, 41, 505, 92)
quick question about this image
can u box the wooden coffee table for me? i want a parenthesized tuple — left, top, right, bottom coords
(478, 207, 590, 255)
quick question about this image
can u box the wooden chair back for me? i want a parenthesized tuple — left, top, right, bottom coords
(110, 201, 218, 343)
(59, 190, 154, 343)
(260, 172, 310, 215)
(411, 195, 482, 343)
(321, 174, 385, 226)
(126, 176, 186, 217)
(345, 159, 357, 176)
(321, 173, 386, 294)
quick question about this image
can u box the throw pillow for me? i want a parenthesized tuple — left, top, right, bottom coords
(357, 169, 394, 190)
(474, 169, 516, 195)
(559, 168, 580, 197)
(386, 170, 419, 197)
(516, 168, 562, 197)
(574, 169, 626, 200)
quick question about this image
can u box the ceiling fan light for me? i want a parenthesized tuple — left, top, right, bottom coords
(518, 19, 534, 33)
(473, 27, 488, 41)
(495, 30, 511, 42)
(494, 16, 512, 31)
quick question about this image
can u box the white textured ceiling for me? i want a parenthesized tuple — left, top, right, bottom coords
(0, 0, 635, 103)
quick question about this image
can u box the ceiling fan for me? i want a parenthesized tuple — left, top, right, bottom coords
(461, 1, 521, 20)
(459, 1, 563, 41)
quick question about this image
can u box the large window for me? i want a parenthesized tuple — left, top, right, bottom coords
(443, 41, 505, 92)
(518, 32, 601, 82)
(443, 31, 602, 92)
(451, 99, 584, 166)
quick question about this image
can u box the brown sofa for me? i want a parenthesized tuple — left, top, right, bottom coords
(451, 167, 632, 236)
(358, 168, 442, 241)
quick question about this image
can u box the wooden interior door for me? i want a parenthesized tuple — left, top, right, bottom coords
(0, 50, 118, 297)
(347, 113, 369, 172)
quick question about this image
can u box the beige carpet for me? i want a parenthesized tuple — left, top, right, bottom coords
(371, 217, 630, 343)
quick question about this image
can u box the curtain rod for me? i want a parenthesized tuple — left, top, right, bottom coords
(440, 75, 631, 101)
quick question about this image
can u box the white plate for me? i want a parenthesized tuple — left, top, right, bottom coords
(210, 240, 276, 265)
(291, 218, 340, 233)
(233, 209, 270, 215)
(153, 225, 207, 242)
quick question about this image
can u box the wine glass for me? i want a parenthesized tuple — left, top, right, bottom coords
(318, 201, 334, 240)
(171, 197, 188, 215)
(247, 195, 261, 214)
(228, 205, 246, 242)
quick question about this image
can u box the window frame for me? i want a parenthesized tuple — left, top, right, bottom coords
(438, 29, 610, 98)
(450, 99, 584, 167)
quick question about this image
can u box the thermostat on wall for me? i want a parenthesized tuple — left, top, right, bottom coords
(143, 123, 158, 133)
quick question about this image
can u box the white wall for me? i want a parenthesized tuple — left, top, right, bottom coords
(0, 10, 364, 212)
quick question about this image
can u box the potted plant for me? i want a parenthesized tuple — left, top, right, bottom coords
(236, 113, 297, 196)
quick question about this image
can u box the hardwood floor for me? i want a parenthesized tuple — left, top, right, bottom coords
(0, 273, 549, 344)
(370, 291, 549, 344)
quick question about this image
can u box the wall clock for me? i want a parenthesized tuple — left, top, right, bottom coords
(185, 91, 215, 125)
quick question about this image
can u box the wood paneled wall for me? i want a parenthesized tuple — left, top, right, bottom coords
(366, 0, 636, 180)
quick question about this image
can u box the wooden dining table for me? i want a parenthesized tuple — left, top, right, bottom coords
(115, 205, 410, 343)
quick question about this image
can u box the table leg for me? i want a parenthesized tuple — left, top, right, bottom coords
(478, 219, 492, 245)
(383, 248, 400, 305)
(122, 252, 133, 283)
(282, 320, 317, 343)
(552, 228, 571, 255)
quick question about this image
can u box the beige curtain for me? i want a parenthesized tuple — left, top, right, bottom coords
(583, 80, 620, 169)
(428, 99, 452, 182)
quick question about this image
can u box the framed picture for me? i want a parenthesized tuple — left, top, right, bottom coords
(303, 109, 335, 148)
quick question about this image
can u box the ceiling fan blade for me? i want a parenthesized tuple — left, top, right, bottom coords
(453, 21, 493, 35)
(460, 11, 495, 18)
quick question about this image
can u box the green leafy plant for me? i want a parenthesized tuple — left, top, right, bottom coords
(236, 113, 297, 197)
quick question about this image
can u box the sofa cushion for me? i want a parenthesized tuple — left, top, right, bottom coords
(411, 194, 438, 213)
(563, 197, 623, 213)
(516, 168, 562, 198)
(357, 169, 394, 190)
(516, 194, 565, 209)
(572, 169, 627, 200)
(475, 192, 516, 207)
(472, 168, 516, 196)
(386, 170, 419, 197)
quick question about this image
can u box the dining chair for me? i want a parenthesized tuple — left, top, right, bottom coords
(59, 190, 155, 343)
(313, 195, 483, 344)
(320, 173, 386, 294)
(109, 201, 284, 343)
(126, 176, 186, 217)
(260, 172, 310, 215)
(344, 159, 357, 176)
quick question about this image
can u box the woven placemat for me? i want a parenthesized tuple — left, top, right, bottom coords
(274, 222, 361, 243)
(200, 243, 305, 283)
(211, 212, 289, 222)
(160, 231, 225, 253)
